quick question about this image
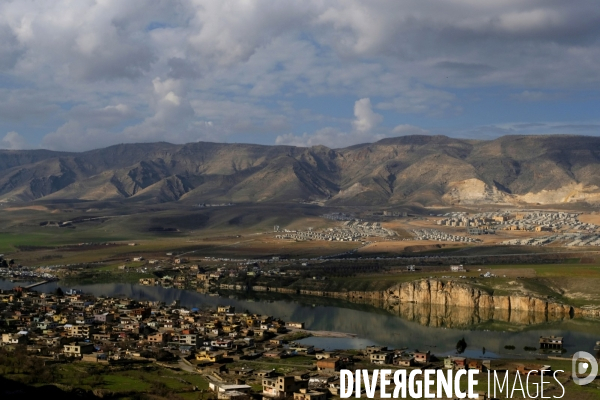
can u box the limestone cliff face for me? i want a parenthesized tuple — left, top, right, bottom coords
(383, 279, 573, 318)
(246, 279, 598, 324)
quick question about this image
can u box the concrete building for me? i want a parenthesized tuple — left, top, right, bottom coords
(316, 358, 341, 372)
(414, 350, 431, 364)
(262, 376, 309, 399)
(370, 352, 392, 364)
(293, 389, 327, 400)
(539, 336, 563, 350)
(63, 342, 95, 358)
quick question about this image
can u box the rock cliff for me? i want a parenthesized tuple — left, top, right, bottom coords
(383, 279, 573, 317)
(246, 279, 600, 324)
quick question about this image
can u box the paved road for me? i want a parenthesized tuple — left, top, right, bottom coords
(178, 357, 197, 373)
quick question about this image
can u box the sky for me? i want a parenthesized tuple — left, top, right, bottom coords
(0, 0, 600, 151)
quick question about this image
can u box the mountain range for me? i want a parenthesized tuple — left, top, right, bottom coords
(2, 135, 600, 207)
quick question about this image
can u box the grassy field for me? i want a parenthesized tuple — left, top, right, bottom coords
(49, 363, 209, 397)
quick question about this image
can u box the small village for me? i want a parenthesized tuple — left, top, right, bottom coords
(410, 229, 481, 243)
(0, 286, 579, 399)
(275, 221, 397, 242)
(437, 211, 598, 234)
(501, 232, 600, 247)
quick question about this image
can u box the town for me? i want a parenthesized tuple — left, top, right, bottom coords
(274, 221, 397, 242)
(0, 286, 586, 399)
(436, 211, 598, 234)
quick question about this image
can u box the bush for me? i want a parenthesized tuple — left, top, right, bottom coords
(456, 337, 467, 354)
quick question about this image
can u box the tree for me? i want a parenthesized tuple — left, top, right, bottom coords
(54, 287, 64, 297)
(482, 347, 486, 355)
(456, 337, 467, 354)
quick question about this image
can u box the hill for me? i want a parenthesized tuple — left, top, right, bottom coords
(2, 135, 600, 206)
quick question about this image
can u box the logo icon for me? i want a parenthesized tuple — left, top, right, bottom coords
(572, 351, 598, 385)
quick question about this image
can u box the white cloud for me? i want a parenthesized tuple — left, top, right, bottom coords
(392, 125, 430, 135)
(0, 131, 28, 149)
(41, 122, 111, 151)
(276, 98, 399, 148)
(352, 98, 382, 133)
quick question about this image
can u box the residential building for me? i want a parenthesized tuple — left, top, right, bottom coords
(196, 350, 224, 363)
(262, 376, 309, 399)
(316, 358, 341, 372)
(293, 389, 327, 400)
(370, 352, 392, 364)
(63, 342, 95, 358)
(539, 336, 563, 350)
(414, 351, 431, 364)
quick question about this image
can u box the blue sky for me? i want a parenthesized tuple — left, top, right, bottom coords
(0, 0, 599, 151)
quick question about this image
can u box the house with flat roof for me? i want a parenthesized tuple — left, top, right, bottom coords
(63, 342, 95, 358)
(293, 389, 327, 400)
(370, 352, 392, 365)
(316, 358, 341, 372)
(539, 336, 563, 350)
(262, 376, 309, 399)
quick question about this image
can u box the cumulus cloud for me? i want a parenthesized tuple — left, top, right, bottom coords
(352, 98, 382, 133)
(275, 98, 433, 148)
(0, 131, 28, 149)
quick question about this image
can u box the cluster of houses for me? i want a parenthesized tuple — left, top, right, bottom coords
(275, 221, 396, 242)
(411, 229, 481, 243)
(320, 213, 358, 221)
(499, 212, 596, 232)
(0, 285, 575, 399)
(362, 345, 485, 371)
(438, 211, 597, 235)
(0, 268, 58, 282)
(138, 263, 284, 290)
(0, 287, 348, 399)
(502, 232, 600, 247)
(436, 213, 507, 229)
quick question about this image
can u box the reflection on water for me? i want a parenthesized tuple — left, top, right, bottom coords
(386, 302, 571, 329)
(1, 279, 598, 357)
(297, 337, 379, 351)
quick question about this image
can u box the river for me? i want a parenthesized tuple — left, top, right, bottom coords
(1, 279, 598, 358)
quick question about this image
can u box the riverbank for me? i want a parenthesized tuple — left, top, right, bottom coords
(8, 279, 599, 359)
(289, 328, 358, 338)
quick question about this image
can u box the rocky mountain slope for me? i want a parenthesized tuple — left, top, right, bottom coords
(2, 135, 600, 206)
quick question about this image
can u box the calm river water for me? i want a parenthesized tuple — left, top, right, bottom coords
(2, 279, 598, 358)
